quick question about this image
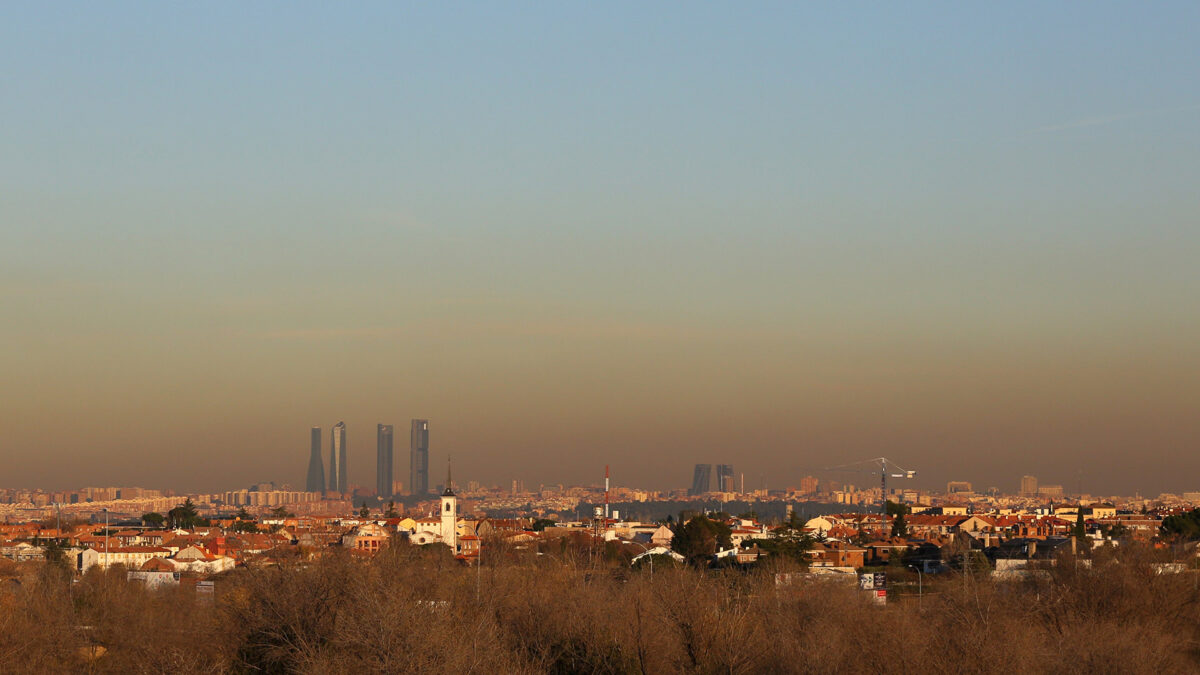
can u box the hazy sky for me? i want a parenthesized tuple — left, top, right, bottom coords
(2, 4, 1198, 496)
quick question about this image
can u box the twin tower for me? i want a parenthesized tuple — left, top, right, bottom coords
(305, 420, 430, 499)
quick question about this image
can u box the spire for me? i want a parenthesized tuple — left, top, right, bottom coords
(443, 456, 454, 496)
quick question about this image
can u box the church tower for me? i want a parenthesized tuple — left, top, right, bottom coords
(440, 459, 457, 552)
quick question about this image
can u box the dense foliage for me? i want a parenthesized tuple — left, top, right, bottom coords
(0, 543, 1197, 673)
(1160, 508, 1200, 540)
(670, 515, 733, 563)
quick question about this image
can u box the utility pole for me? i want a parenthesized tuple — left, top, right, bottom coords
(914, 566, 923, 609)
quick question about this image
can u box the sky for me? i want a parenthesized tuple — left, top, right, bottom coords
(2, 3, 1198, 497)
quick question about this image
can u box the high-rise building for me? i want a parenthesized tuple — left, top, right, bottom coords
(799, 475, 819, 495)
(377, 424, 394, 500)
(305, 426, 325, 492)
(410, 419, 429, 496)
(690, 464, 713, 496)
(1020, 475, 1038, 497)
(716, 464, 735, 492)
(329, 422, 348, 494)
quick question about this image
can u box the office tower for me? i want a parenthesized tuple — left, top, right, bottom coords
(329, 421, 347, 494)
(377, 424, 394, 500)
(305, 427, 325, 492)
(690, 464, 713, 496)
(716, 464, 735, 492)
(410, 419, 429, 496)
(1021, 475, 1038, 497)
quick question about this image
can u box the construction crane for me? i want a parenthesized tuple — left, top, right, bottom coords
(823, 457, 917, 517)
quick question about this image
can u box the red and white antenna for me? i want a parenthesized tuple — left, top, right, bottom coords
(604, 465, 610, 520)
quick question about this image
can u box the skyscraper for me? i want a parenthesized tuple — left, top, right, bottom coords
(690, 464, 713, 496)
(329, 421, 347, 494)
(377, 424, 394, 500)
(1021, 475, 1038, 497)
(716, 464, 735, 492)
(305, 426, 325, 493)
(410, 419, 429, 496)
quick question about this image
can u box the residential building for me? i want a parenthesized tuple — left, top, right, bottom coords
(947, 481, 973, 495)
(1038, 485, 1065, 499)
(799, 475, 819, 495)
(1021, 475, 1038, 497)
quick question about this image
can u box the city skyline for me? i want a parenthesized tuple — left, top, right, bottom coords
(3, 5, 1198, 496)
(4, 6, 1199, 672)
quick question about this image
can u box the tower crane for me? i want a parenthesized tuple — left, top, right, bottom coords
(823, 457, 917, 517)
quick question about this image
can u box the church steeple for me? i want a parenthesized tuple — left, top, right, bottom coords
(439, 457, 458, 552)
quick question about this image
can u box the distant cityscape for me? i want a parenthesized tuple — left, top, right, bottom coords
(3, 420, 1198, 524)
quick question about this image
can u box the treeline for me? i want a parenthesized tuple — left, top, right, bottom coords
(0, 543, 1197, 674)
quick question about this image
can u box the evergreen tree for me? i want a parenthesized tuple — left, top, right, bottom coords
(167, 499, 201, 529)
(1160, 508, 1200, 540)
(671, 514, 733, 564)
(891, 513, 908, 539)
(755, 514, 814, 564)
(232, 520, 259, 534)
(1073, 507, 1086, 541)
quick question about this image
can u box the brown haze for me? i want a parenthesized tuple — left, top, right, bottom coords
(4, 248, 1198, 496)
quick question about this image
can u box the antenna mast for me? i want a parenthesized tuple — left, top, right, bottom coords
(604, 465, 610, 520)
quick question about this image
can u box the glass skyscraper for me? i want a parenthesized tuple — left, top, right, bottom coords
(410, 419, 429, 496)
(377, 424, 394, 500)
(690, 464, 713, 496)
(305, 426, 325, 492)
(330, 421, 347, 494)
(716, 464, 735, 492)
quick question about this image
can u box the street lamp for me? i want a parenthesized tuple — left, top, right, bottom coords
(909, 564, 923, 608)
(623, 540, 653, 576)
